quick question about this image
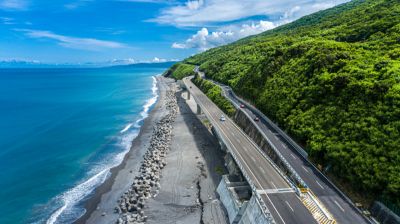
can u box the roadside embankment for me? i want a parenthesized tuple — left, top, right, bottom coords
(77, 77, 228, 224)
(143, 90, 228, 224)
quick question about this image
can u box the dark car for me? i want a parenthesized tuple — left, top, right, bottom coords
(240, 104, 245, 108)
(254, 117, 259, 122)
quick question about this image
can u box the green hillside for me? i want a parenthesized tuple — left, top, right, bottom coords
(183, 0, 400, 205)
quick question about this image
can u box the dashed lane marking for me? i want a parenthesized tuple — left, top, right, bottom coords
(285, 201, 294, 212)
(334, 200, 345, 212)
(302, 166, 310, 173)
(290, 154, 296, 159)
(316, 180, 325, 189)
(185, 79, 288, 224)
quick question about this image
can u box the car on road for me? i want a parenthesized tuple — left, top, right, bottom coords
(220, 115, 226, 121)
(240, 104, 245, 108)
(254, 117, 259, 122)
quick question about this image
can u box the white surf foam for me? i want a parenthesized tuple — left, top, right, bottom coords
(46, 76, 159, 224)
(140, 76, 158, 119)
(121, 76, 158, 133)
(120, 123, 133, 133)
(46, 168, 109, 224)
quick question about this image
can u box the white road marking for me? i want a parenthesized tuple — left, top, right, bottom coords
(261, 188, 296, 194)
(302, 166, 310, 173)
(290, 154, 296, 159)
(274, 135, 279, 140)
(334, 200, 345, 212)
(251, 156, 256, 162)
(316, 180, 325, 189)
(282, 144, 287, 149)
(285, 201, 294, 212)
(185, 79, 288, 224)
(261, 168, 266, 174)
(271, 181, 277, 189)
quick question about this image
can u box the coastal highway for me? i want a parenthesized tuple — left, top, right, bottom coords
(214, 81, 371, 224)
(183, 77, 317, 224)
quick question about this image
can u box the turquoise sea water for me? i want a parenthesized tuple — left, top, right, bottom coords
(0, 64, 169, 223)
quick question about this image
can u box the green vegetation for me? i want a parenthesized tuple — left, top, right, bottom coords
(215, 165, 225, 175)
(192, 75, 236, 117)
(164, 62, 195, 80)
(183, 0, 400, 206)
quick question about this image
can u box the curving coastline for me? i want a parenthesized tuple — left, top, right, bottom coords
(74, 76, 228, 224)
(74, 76, 173, 224)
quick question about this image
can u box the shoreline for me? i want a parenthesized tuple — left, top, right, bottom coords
(74, 76, 228, 224)
(74, 76, 171, 224)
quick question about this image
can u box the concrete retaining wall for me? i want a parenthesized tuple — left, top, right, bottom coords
(233, 109, 305, 189)
(370, 201, 400, 224)
(238, 195, 271, 224)
(217, 176, 248, 223)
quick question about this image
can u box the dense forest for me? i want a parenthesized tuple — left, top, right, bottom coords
(175, 0, 400, 207)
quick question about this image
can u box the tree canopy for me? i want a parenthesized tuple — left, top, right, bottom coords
(182, 0, 400, 207)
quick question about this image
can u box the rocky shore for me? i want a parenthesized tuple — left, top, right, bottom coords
(78, 77, 228, 224)
(116, 90, 178, 224)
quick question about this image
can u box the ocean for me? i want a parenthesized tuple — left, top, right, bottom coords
(0, 64, 171, 223)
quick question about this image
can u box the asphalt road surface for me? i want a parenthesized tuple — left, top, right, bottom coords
(183, 77, 317, 224)
(217, 82, 371, 224)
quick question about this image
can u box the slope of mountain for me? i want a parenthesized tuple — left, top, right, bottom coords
(183, 0, 400, 207)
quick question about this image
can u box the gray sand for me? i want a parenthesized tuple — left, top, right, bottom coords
(143, 90, 228, 224)
(77, 78, 228, 224)
(77, 77, 172, 224)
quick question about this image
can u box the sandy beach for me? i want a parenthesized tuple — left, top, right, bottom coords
(75, 77, 228, 224)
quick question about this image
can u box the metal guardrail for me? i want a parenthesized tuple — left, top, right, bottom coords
(184, 78, 275, 224)
(197, 72, 374, 224)
(227, 89, 308, 158)
(225, 89, 376, 224)
(196, 75, 307, 190)
(232, 103, 307, 191)
(196, 75, 307, 189)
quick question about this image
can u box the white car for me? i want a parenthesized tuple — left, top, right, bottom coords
(220, 115, 226, 121)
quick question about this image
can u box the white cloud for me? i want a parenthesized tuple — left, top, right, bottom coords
(109, 57, 178, 64)
(0, 0, 28, 10)
(64, 0, 93, 9)
(186, 0, 203, 10)
(152, 57, 166, 62)
(172, 20, 276, 51)
(168, 0, 351, 51)
(150, 0, 350, 27)
(109, 58, 136, 65)
(118, 0, 175, 3)
(0, 17, 15, 25)
(171, 42, 186, 49)
(15, 29, 128, 51)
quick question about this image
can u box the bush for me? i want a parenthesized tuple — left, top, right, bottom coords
(192, 76, 236, 117)
(164, 63, 195, 80)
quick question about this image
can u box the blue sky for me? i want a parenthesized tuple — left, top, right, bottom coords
(0, 0, 349, 64)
